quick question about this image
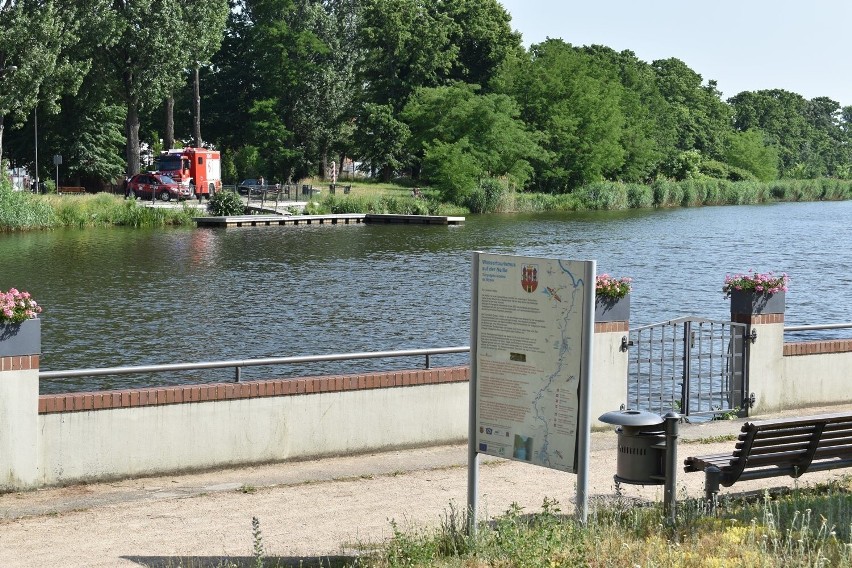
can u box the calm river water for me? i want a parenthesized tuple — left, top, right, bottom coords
(2, 200, 850, 393)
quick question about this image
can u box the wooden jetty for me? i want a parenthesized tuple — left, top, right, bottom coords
(194, 213, 465, 228)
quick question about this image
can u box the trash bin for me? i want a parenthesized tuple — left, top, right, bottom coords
(599, 409, 666, 485)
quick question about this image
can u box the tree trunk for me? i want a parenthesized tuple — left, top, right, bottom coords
(193, 66, 201, 147)
(125, 103, 140, 176)
(164, 96, 174, 150)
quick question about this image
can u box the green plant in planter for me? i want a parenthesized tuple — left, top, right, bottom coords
(596, 274, 632, 299)
(722, 271, 789, 297)
(0, 288, 42, 324)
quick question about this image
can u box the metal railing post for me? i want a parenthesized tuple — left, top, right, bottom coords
(681, 321, 692, 415)
(664, 411, 680, 523)
(235, 366, 241, 382)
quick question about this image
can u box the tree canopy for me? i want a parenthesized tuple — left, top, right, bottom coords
(1, 0, 851, 199)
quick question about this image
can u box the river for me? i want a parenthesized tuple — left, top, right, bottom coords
(2, 200, 850, 393)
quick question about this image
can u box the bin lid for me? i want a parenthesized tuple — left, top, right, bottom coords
(598, 409, 664, 427)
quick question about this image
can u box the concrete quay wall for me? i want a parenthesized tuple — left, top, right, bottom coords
(1, 314, 850, 490)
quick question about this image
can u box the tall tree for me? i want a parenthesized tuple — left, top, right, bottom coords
(438, 0, 520, 89)
(499, 39, 625, 192)
(181, 0, 228, 147)
(580, 45, 677, 182)
(101, 0, 190, 176)
(356, 0, 456, 111)
(402, 83, 542, 201)
(724, 128, 779, 182)
(287, 0, 358, 177)
(651, 57, 730, 160)
(730, 90, 818, 177)
(0, 0, 92, 169)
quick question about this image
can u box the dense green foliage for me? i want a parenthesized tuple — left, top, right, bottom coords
(2, 0, 852, 207)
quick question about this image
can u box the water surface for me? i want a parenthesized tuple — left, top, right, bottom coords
(2, 200, 849, 393)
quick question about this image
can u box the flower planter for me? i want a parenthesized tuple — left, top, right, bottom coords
(729, 290, 785, 316)
(0, 318, 41, 357)
(595, 294, 630, 323)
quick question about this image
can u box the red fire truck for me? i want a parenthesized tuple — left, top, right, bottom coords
(153, 148, 222, 199)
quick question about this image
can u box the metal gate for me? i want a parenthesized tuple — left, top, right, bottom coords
(627, 317, 750, 418)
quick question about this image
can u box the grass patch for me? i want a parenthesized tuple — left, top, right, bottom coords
(0, 191, 198, 231)
(342, 480, 852, 567)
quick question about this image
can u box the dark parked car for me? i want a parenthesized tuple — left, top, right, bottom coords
(128, 173, 192, 201)
(237, 178, 273, 195)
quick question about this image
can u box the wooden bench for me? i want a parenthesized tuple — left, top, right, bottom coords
(58, 186, 86, 195)
(684, 412, 852, 504)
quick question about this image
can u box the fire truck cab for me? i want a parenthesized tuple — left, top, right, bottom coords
(154, 148, 222, 199)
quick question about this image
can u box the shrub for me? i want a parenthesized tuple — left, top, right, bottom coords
(574, 182, 628, 210)
(626, 183, 653, 208)
(207, 190, 245, 216)
(466, 178, 508, 214)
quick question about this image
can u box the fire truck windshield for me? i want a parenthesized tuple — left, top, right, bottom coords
(155, 156, 183, 171)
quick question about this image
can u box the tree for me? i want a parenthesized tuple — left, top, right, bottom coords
(402, 83, 541, 200)
(0, 0, 94, 168)
(356, 0, 456, 111)
(499, 39, 625, 192)
(42, 82, 126, 187)
(728, 90, 845, 177)
(438, 0, 520, 89)
(651, 57, 730, 160)
(724, 128, 778, 182)
(353, 103, 410, 180)
(100, 0, 190, 176)
(182, 0, 228, 147)
(580, 46, 677, 183)
(287, 0, 358, 178)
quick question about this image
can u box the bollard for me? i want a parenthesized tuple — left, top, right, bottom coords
(704, 465, 721, 513)
(663, 411, 680, 523)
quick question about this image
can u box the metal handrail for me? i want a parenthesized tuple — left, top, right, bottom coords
(784, 323, 852, 332)
(39, 346, 471, 381)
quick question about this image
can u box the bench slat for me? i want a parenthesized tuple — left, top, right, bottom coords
(746, 412, 852, 430)
(742, 428, 852, 449)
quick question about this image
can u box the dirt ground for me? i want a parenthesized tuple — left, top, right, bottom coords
(1, 405, 850, 567)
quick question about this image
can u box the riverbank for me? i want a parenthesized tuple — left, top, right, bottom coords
(3, 178, 852, 231)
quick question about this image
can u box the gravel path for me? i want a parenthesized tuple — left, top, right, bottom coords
(1, 405, 850, 567)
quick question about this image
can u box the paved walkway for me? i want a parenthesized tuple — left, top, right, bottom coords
(1, 404, 851, 567)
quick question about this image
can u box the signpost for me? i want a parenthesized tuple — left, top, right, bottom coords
(53, 154, 62, 192)
(468, 252, 595, 532)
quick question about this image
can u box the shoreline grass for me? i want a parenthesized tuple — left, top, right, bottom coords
(2, 177, 851, 231)
(0, 190, 198, 231)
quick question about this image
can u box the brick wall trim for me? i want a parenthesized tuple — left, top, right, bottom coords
(0, 354, 39, 372)
(784, 339, 852, 357)
(39, 365, 470, 414)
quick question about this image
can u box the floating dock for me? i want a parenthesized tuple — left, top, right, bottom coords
(194, 213, 465, 228)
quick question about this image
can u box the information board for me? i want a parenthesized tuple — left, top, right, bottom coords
(472, 253, 593, 473)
